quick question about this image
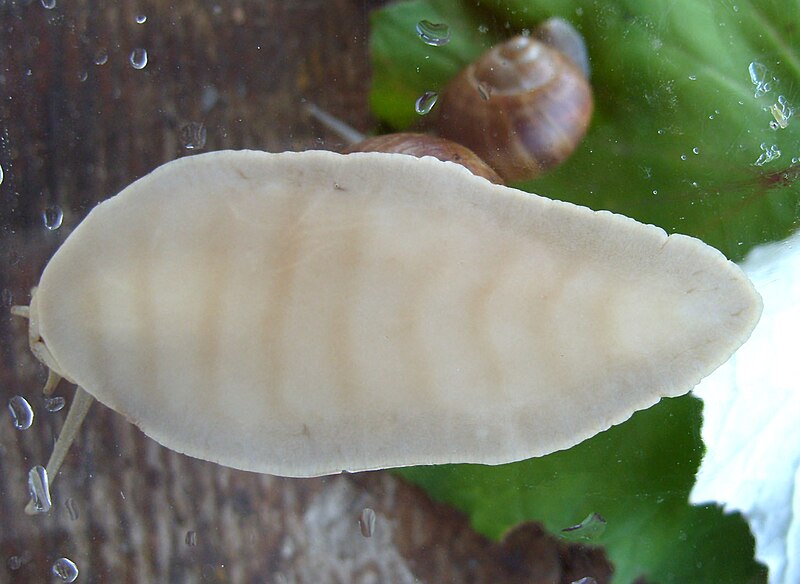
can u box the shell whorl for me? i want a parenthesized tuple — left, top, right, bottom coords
(347, 132, 504, 184)
(436, 36, 593, 183)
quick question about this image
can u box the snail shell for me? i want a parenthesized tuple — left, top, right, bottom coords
(435, 35, 593, 183)
(533, 17, 591, 79)
(347, 132, 504, 184)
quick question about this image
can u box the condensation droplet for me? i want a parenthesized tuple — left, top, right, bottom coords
(42, 205, 63, 231)
(692, 147, 700, 155)
(359, 507, 376, 538)
(185, 530, 197, 546)
(65, 497, 80, 520)
(748, 61, 770, 97)
(135, 14, 147, 24)
(44, 396, 66, 412)
(94, 50, 108, 65)
(7, 555, 23, 571)
(130, 48, 148, 70)
(571, 578, 598, 584)
(41, 0, 56, 9)
(476, 81, 492, 101)
(478, 24, 489, 34)
(414, 91, 438, 115)
(27, 465, 52, 513)
(769, 95, 793, 129)
(0, 164, 4, 186)
(415, 20, 451, 46)
(688, 74, 697, 81)
(179, 122, 207, 150)
(560, 512, 606, 541)
(680, 153, 687, 161)
(754, 142, 781, 166)
(8, 396, 33, 430)
(52, 557, 79, 582)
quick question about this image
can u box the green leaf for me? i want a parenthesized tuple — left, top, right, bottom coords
(369, 0, 499, 128)
(369, 0, 800, 261)
(397, 396, 766, 584)
(368, 1, 788, 582)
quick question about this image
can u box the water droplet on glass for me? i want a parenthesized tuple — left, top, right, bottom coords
(748, 61, 770, 97)
(27, 465, 52, 513)
(571, 578, 597, 584)
(769, 95, 793, 129)
(692, 147, 700, 155)
(135, 14, 147, 24)
(179, 122, 207, 150)
(8, 396, 33, 430)
(680, 153, 687, 161)
(130, 48, 148, 70)
(94, 49, 109, 65)
(415, 20, 451, 46)
(44, 396, 66, 412)
(200, 85, 220, 113)
(359, 507, 376, 537)
(476, 81, 492, 101)
(52, 557, 79, 582)
(415, 91, 438, 115)
(65, 497, 80, 520)
(560, 512, 606, 541)
(42, 205, 63, 231)
(0, 164, 4, 186)
(41, 0, 56, 9)
(688, 74, 697, 81)
(7, 555, 23, 570)
(185, 530, 197, 546)
(754, 142, 781, 166)
(652, 189, 658, 195)
(478, 24, 489, 34)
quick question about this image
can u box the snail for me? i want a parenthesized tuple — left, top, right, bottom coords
(21, 19, 766, 508)
(310, 17, 593, 184)
(13, 149, 760, 507)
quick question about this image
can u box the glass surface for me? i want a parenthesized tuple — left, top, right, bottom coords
(1, 1, 795, 583)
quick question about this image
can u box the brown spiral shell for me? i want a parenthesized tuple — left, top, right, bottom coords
(435, 35, 594, 183)
(347, 132, 504, 184)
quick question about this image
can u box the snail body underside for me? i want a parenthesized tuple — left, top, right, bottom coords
(24, 150, 759, 477)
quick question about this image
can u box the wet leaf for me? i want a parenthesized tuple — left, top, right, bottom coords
(396, 397, 764, 584)
(369, 0, 800, 261)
